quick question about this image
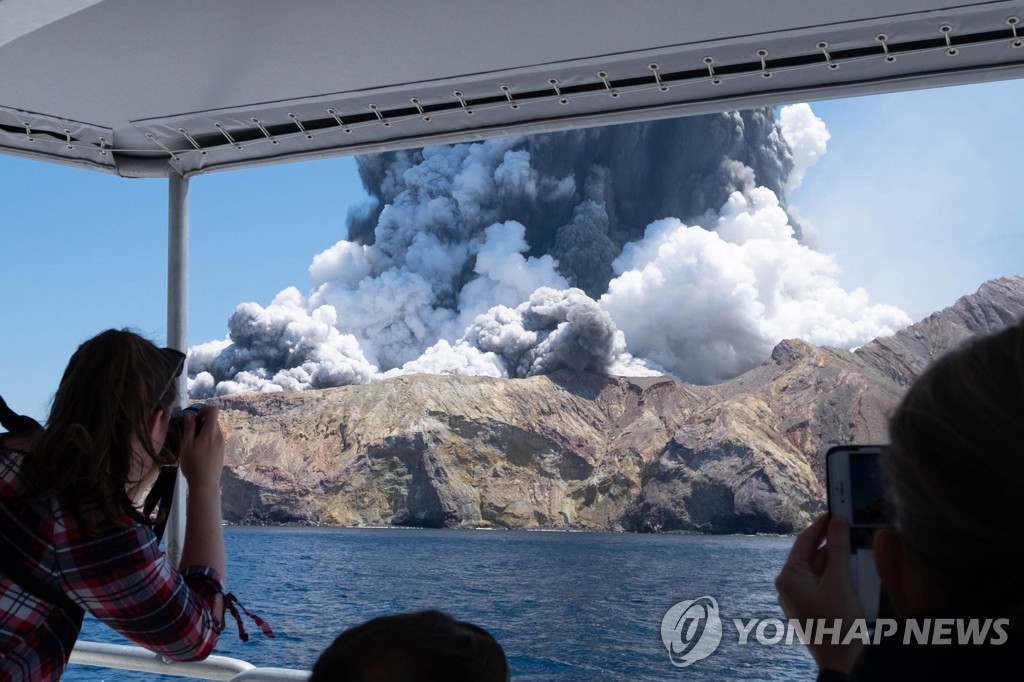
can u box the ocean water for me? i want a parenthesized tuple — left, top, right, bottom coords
(67, 527, 817, 681)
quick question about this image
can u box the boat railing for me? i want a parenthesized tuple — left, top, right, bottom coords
(69, 640, 310, 681)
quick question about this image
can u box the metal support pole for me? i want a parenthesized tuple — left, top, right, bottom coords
(165, 172, 189, 566)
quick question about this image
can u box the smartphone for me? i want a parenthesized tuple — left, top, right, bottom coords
(826, 445, 894, 623)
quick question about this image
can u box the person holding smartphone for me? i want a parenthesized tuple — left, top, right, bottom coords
(0, 329, 227, 680)
(775, 318, 1023, 679)
(822, 445, 894, 627)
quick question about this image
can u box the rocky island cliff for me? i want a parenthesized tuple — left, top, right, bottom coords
(216, 276, 1024, 533)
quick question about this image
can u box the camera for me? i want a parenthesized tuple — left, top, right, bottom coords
(164, 404, 206, 456)
(826, 444, 895, 623)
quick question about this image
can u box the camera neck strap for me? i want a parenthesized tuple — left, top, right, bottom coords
(142, 465, 179, 544)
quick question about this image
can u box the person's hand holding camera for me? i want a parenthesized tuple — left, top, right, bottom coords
(175, 405, 227, 589)
(775, 513, 864, 674)
(177, 405, 224, 492)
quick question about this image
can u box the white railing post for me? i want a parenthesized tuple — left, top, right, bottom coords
(165, 171, 190, 566)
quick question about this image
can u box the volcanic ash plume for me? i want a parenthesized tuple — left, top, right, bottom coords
(188, 105, 908, 398)
(391, 286, 656, 381)
(188, 289, 378, 396)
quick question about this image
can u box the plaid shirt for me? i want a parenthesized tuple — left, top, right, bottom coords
(0, 446, 223, 681)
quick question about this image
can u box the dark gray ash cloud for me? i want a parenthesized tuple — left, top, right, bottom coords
(348, 110, 798, 299)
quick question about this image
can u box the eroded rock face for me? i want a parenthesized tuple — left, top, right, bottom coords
(218, 373, 690, 529)
(214, 347, 893, 533)
(621, 339, 901, 533)
(855, 275, 1024, 385)
(214, 276, 1023, 533)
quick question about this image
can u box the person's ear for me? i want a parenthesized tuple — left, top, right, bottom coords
(874, 528, 934, 617)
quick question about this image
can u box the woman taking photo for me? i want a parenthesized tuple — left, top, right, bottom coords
(0, 329, 227, 680)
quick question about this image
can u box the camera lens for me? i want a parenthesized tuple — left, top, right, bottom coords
(164, 404, 205, 456)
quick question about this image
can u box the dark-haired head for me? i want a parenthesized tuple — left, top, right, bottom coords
(28, 329, 182, 526)
(884, 317, 1024, 608)
(309, 610, 509, 682)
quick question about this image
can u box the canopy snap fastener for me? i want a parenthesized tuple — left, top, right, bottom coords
(500, 85, 520, 110)
(146, 132, 180, 160)
(326, 109, 352, 133)
(817, 42, 839, 70)
(251, 118, 278, 144)
(648, 64, 669, 91)
(876, 34, 896, 62)
(368, 104, 391, 127)
(287, 113, 313, 140)
(547, 78, 569, 105)
(410, 98, 432, 122)
(178, 128, 208, 155)
(453, 91, 474, 115)
(940, 24, 958, 55)
(1008, 17, 1022, 48)
(702, 57, 722, 84)
(64, 129, 74, 150)
(22, 122, 33, 142)
(755, 50, 772, 78)
(214, 122, 243, 150)
(596, 71, 619, 97)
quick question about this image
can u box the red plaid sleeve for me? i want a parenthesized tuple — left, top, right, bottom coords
(55, 516, 223, 662)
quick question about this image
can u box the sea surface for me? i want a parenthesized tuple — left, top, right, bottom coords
(66, 527, 817, 681)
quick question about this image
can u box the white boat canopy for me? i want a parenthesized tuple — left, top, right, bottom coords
(2, 0, 1023, 178)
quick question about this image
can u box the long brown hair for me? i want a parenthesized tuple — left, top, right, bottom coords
(27, 329, 181, 526)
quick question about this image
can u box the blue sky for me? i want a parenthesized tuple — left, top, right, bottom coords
(789, 79, 1024, 320)
(1, 78, 1022, 421)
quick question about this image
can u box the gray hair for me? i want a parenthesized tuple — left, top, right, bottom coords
(885, 318, 1024, 605)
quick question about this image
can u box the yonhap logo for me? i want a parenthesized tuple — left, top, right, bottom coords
(658, 596, 1009, 671)
(660, 596, 723, 667)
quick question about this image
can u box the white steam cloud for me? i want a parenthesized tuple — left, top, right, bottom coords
(780, 103, 831, 193)
(189, 104, 909, 397)
(600, 187, 909, 383)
